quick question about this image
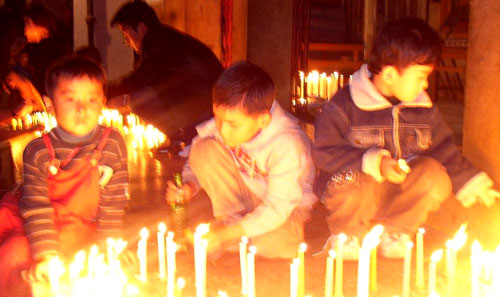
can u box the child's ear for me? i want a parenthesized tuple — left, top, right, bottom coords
(42, 95, 55, 115)
(380, 65, 399, 85)
(257, 112, 272, 129)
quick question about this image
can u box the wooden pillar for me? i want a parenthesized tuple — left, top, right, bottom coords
(363, 0, 376, 60)
(463, 0, 500, 183)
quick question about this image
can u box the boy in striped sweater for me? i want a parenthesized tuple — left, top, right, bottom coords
(0, 55, 129, 296)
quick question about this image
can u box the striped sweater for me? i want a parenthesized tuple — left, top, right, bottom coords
(21, 125, 129, 261)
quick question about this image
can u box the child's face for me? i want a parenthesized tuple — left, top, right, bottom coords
(52, 76, 105, 136)
(213, 105, 271, 148)
(390, 64, 434, 102)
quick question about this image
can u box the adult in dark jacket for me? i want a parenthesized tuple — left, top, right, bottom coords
(108, 1, 223, 146)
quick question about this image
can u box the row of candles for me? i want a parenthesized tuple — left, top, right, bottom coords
(294, 71, 352, 105)
(37, 220, 500, 297)
(9, 109, 167, 150)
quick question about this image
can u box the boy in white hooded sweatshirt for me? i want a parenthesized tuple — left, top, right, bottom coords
(166, 61, 317, 258)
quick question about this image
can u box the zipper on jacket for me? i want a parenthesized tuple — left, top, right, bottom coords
(392, 105, 402, 159)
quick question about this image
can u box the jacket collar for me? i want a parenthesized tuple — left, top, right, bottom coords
(349, 64, 433, 111)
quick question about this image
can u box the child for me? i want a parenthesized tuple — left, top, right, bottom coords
(313, 17, 499, 260)
(0, 56, 129, 296)
(166, 61, 317, 258)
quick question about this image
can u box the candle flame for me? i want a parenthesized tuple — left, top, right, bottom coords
(196, 223, 210, 235)
(249, 245, 257, 254)
(328, 250, 336, 258)
(140, 227, 149, 239)
(241, 236, 248, 244)
(418, 227, 425, 234)
(158, 222, 167, 233)
(299, 242, 307, 252)
(431, 249, 443, 263)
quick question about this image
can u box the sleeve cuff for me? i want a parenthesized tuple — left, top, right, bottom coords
(362, 148, 391, 183)
(456, 172, 493, 207)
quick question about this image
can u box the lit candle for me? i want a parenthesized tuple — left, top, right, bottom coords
(325, 250, 335, 297)
(138, 227, 149, 282)
(339, 75, 344, 89)
(299, 71, 305, 98)
(416, 228, 425, 289)
(298, 242, 307, 297)
(334, 233, 346, 297)
(247, 246, 257, 297)
(174, 277, 185, 297)
(69, 250, 86, 281)
(194, 224, 209, 297)
(48, 256, 65, 297)
(370, 247, 377, 292)
(402, 241, 413, 297)
(158, 223, 167, 280)
(87, 245, 99, 278)
(240, 236, 249, 295)
(291, 258, 299, 297)
(166, 232, 177, 297)
(357, 225, 384, 297)
(428, 249, 443, 296)
(445, 240, 454, 296)
(470, 241, 481, 297)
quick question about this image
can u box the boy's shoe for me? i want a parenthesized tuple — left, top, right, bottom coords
(317, 234, 360, 260)
(380, 233, 411, 259)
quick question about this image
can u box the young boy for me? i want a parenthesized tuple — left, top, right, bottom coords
(0, 56, 129, 296)
(313, 17, 499, 260)
(166, 61, 317, 258)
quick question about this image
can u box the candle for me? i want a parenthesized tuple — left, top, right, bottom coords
(138, 227, 149, 282)
(194, 224, 209, 297)
(247, 246, 257, 297)
(87, 245, 99, 278)
(370, 247, 377, 292)
(325, 250, 335, 297)
(48, 256, 64, 297)
(291, 258, 299, 297)
(429, 249, 443, 296)
(416, 228, 425, 289)
(445, 240, 454, 297)
(158, 223, 167, 280)
(357, 225, 384, 297)
(166, 232, 177, 297)
(470, 241, 481, 297)
(299, 71, 305, 98)
(334, 233, 346, 297)
(339, 75, 344, 89)
(402, 241, 413, 297)
(240, 236, 249, 295)
(174, 277, 185, 297)
(298, 242, 307, 297)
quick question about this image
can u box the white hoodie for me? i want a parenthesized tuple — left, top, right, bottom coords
(182, 101, 317, 237)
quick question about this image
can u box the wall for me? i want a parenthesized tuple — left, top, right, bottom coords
(247, 0, 293, 109)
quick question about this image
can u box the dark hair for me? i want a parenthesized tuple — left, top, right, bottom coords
(24, 3, 56, 31)
(75, 46, 102, 64)
(212, 61, 275, 115)
(45, 55, 107, 99)
(111, 0, 160, 30)
(368, 17, 442, 75)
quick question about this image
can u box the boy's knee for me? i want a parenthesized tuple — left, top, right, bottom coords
(411, 157, 452, 201)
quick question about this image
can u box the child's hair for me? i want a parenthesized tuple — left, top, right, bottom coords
(368, 17, 442, 75)
(24, 3, 56, 31)
(111, 0, 161, 30)
(212, 61, 275, 115)
(45, 55, 107, 99)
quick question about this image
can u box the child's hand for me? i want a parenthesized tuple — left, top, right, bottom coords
(165, 180, 194, 205)
(23, 254, 61, 284)
(475, 187, 500, 207)
(380, 156, 407, 184)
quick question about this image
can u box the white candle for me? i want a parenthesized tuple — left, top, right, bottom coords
(240, 236, 249, 295)
(471, 241, 481, 297)
(166, 232, 177, 297)
(445, 240, 454, 296)
(298, 242, 307, 297)
(291, 258, 299, 297)
(138, 227, 149, 282)
(334, 233, 346, 297)
(357, 225, 384, 297)
(299, 71, 305, 98)
(428, 249, 443, 296)
(158, 223, 167, 280)
(402, 241, 413, 297)
(194, 224, 209, 297)
(87, 245, 99, 278)
(325, 250, 335, 297)
(416, 228, 425, 289)
(48, 256, 64, 297)
(175, 277, 185, 297)
(247, 246, 257, 297)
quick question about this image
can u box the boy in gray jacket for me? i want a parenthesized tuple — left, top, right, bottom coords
(313, 17, 499, 260)
(166, 61, 317, 258)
